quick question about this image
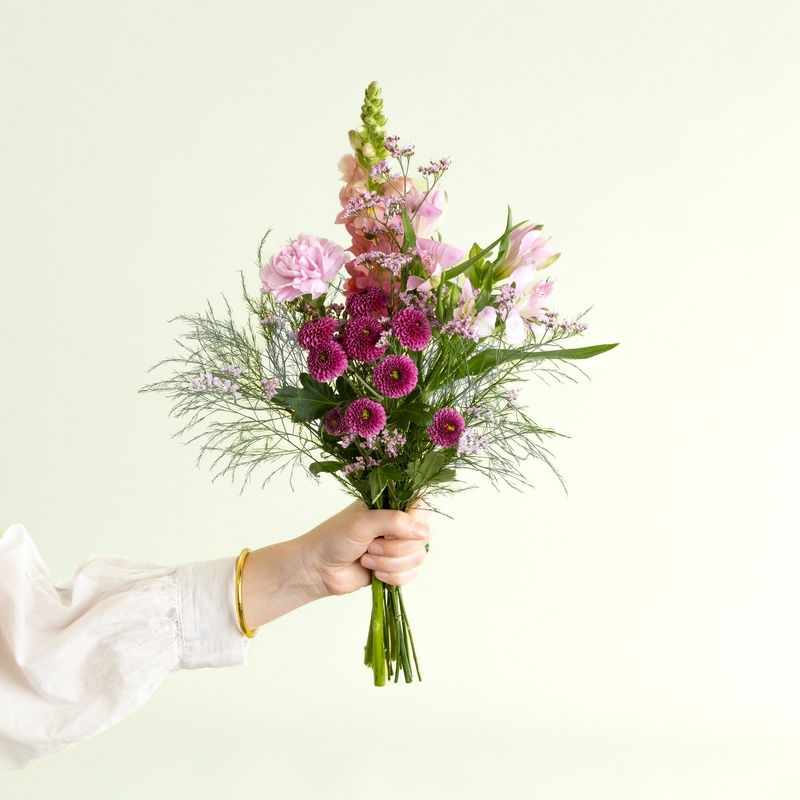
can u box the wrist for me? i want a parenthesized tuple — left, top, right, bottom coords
(241, 537, 328, 628)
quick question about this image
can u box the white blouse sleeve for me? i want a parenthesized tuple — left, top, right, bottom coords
(0, 524, 249, 770)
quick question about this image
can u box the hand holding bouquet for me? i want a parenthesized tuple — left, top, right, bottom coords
(145, 82, 616, 685)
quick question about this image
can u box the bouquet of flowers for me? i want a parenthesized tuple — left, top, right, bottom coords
(144, 82, 616, 685)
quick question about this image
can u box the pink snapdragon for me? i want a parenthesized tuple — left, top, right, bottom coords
(260, 234, 350, 301)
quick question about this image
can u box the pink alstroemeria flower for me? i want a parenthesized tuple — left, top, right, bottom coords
(405, 185, 447, 239)
(453, 277, 497, 338)
(407, 238, 464, 293)
(494, 224, 558, 281)
(503, 265, 555, 344)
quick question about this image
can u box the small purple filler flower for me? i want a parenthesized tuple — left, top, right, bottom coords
(261, 377, 279, 400)
(428, 407, 466, 448)
(324, 407, 349, 437)
(342, 316, 387, 363)
(373, 355, 418, 398)
(298, 317, 339, 350)
(345, 398, 387, 437)
(392, 308, 432, 351)
(307, 340, 348, 382)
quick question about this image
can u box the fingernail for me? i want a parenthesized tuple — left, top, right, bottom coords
(368, 543, 384, 555)
(375, 571, 389, 580)
(412, 522, 429, 539)
(361, 556, 377, 569)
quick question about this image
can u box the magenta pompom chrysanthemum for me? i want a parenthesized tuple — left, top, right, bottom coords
(342, 316, 387, 362)
(428, 407, 465, 448)
(298, 316, 340, 350)
(324, 407, 349, 436)
(392, 307, 431, 351)
(345, 397, 387, 437)
(373, 355, 418, 398)
(346, 286, 388, 318)
(307, 340, 348, 382)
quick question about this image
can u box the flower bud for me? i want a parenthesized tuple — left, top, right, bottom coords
(348, 129, 363, 151)
(445, 284, 461, 308)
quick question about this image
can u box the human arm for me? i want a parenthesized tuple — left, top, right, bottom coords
(0, 504, 430, 769)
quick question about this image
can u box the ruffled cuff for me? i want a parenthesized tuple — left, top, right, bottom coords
(177, 558, 249, 669)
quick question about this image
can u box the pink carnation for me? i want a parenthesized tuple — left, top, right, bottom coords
(260, 234, 350, 302)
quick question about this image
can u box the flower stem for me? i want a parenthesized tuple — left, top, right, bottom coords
(370, 572, 386, 686)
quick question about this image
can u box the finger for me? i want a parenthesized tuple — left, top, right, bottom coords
(360, 547, 427, 575)
(372, 565, 421, 587)
(367, 536, 428, 558)
(354, 508, 429, 543)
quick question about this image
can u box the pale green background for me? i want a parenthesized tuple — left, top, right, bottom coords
(1, 0, 798, 797)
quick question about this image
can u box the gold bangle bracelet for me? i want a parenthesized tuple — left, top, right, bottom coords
(235, 548, 258, 639)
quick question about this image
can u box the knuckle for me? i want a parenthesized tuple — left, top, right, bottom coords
(388, 509, 407, 532)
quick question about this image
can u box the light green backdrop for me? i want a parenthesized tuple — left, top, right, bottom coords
(2, 0, 798, 797)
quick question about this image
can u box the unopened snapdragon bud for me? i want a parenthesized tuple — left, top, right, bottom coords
(348, 129, 363, 151)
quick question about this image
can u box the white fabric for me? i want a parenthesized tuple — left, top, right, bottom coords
(0, 524, 248, 770)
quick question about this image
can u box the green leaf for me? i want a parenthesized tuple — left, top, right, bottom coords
(401, 209, 417, 252)
(410, 451, 446, 489)
(465, 343, 620, 377)
(309, 461, 342, 477)
(335, 376, 356, 401)
(429, 467, 456, 485)
(393, 402, 434, 428)
(495, 206, 514, 264)
(272, 373, 338, 422)
(379, 464, 404, 481)
(368, 469, 389, 504)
